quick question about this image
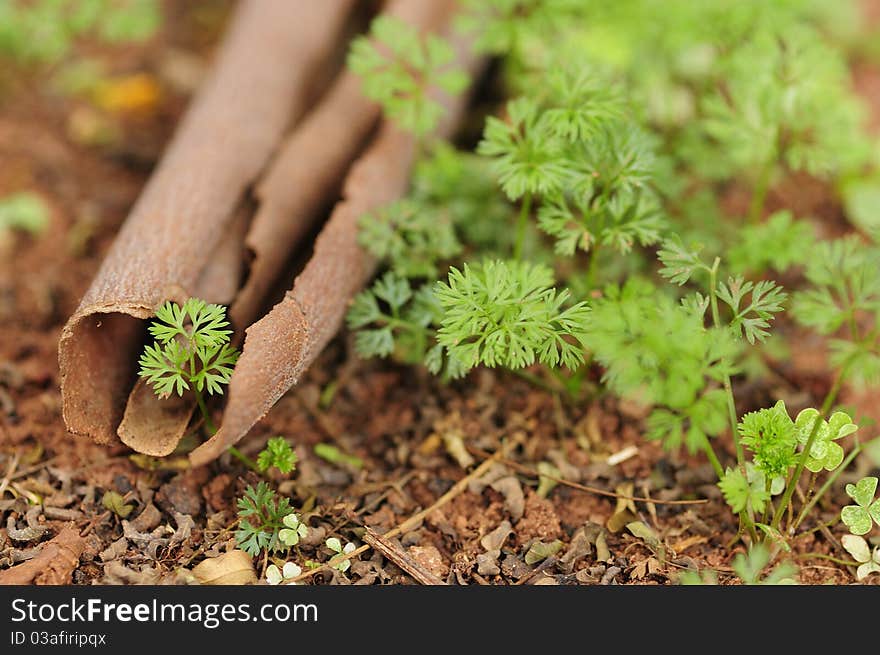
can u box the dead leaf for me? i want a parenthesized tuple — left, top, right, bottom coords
(480, 520, 513, 552)
(670, 535, 707, 555)
(99, 537, 129, 563)
(491, 477, 525, 521)
(614, 482, 636, 515)
(476, 551, 501, 576)
(130, 503, 161, 532)
(442, 430, 474, 469)
(559, 527, 593, 573)
(626, 521, 666, 563)
(191, 550, 257, 585)
(630, 557, 663, 580)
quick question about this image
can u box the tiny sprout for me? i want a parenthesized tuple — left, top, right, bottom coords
(279, 513, 309, 547)
(326, 537, 357, 573)
(266, 561, 302, 585)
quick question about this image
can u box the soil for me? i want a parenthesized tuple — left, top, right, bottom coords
(1, 2, 879, 586)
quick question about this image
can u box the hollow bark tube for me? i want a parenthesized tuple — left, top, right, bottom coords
(58, 0, 355, 444)
(113, 0, 459, 457)
(190, 26, 484, 466)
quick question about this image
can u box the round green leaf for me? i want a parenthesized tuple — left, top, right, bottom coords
(841, 534, 871, 563)
(841, 505, 872, 536)
(846, 477, 878, 507)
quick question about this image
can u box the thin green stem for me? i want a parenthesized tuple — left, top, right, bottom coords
(228, 446, 259, 471)
(706, 257, 756, 541)
(194, 390, 216, 435)
(707, 258, 744, 469)
(702, 438, 724, 480)
(587, 244, 601, 291)
(793, 441, 861, 532)
(795, 552, 860, 567)
(772, 367, 847, 531)
(513, 192, 532, 260)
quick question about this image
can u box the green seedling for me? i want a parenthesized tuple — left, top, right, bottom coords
(234, 482, 294, 557)
(138, 298, 239, 432)
(265, 561, 302, 585)
(256, 437, 298, 475)
(840, 477, 880, 536)
(326, 537, 357, 573)
(313, 444, 364, 470)
(347, 15, 468, 136)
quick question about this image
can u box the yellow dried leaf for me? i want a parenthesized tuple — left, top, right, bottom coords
(191, 550, 257, 585)
(95, 74, 162, 114)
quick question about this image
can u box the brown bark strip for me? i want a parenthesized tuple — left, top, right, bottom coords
(190, 20, 484, 466)
(363, 528, 447, 585)
(58, 0, 356, 445)
(113, 0, 461, 457)
(0, 527, 85, 585)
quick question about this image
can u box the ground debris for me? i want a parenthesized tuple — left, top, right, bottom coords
(0, 526, 85, 584)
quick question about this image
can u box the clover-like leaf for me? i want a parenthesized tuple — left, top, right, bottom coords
(841, 534, 880, 581)
(793, 408, 856, 472)
(841, 476, 880, 536)
(279, 513, 309, 547)
(265, 561, 302, 585)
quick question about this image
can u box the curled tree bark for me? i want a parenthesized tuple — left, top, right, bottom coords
(59, 0, 482, 463)
(59, 0, 356, 446)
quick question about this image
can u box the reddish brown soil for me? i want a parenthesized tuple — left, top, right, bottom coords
(1, 2, 879, 586)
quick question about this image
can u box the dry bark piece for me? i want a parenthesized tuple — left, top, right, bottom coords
(190, 17, 483, 466)
(363, 528, 447, 585)
(59, 0, 356, 446)
(0, 527, 85, 585)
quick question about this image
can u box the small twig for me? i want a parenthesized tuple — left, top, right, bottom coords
(287, 441, 515, 584)
(514, 556, 557, 586)
(363, 528, 446, 585)
(0, 452, 21, 498)
(465, 445, 707, 506)
(6, 456, 59, 482)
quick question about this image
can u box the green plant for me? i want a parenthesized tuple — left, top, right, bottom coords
(699, 26, 867, 222)
(679, 544, 797, 585)
(343, 0, 879, 573)
(256, 437, 298, 475)
(792, 235, 880, 387)
(347, 15, 468, 136)
(234, 482, 293, 557)
(138, 298, 239, 431)
(840, 477, 880, 536)
(265, 561, 302, 585)
(435, 259, 590, 374)
(841, 535, 880, 581)
(0, 191, 50, 236)
(325, 537, 357, 573)
(278, 513, 309, 547)
(0, 0, 160, 66)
